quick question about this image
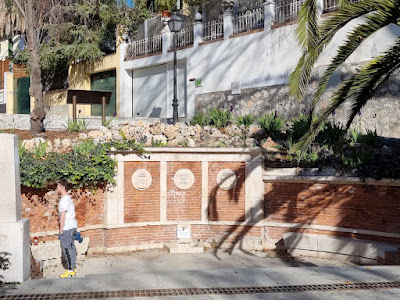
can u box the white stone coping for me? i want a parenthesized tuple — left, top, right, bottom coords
(30, 220, 400, 240)
(263, 168, 400, 186)
(111, 147, 262, 154)
(264, 221, 400, 239)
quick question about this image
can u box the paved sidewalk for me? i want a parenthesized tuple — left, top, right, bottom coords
(1, 250, 400, 299)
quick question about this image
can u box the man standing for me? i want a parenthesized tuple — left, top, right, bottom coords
(57, 181, 78, 278)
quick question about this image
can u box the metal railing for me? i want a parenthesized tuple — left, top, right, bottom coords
(274, 0, 306, 24)
(233, 8, 264, 34)
(125, 35, 162, 60)
(203, 18, 224, 41)
(324, 0, 362, 12)
(175, 27, 194, 48)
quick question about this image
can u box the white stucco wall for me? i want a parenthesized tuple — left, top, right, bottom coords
(120, 16, 400, 119)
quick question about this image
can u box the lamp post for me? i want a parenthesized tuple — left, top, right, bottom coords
(168, 12, 183, 124)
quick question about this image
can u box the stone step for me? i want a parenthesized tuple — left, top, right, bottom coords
(163, 243, 204, 254)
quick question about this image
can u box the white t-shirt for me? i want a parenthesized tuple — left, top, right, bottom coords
(58, 195, 78, 230)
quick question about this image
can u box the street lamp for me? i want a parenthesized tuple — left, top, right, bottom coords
(168, 12, 183, 124)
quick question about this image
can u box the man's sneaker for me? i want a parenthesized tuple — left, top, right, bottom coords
(59, 270, 75, 278)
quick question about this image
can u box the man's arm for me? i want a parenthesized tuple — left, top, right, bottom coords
(59, 211, 66, 235)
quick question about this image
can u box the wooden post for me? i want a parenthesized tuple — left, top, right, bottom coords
(72, 95, 77, 122)
(102, 96, 106, 125)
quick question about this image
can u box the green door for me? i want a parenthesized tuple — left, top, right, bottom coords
(90, 70, 116, 116)
(14, 77, 30, 114)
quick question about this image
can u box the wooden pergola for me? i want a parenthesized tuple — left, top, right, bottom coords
(67, 89, 112, 125)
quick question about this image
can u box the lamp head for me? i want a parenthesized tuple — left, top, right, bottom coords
(168, 12, 183, 33)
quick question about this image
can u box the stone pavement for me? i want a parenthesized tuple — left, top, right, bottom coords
(1, 249, 400, 299)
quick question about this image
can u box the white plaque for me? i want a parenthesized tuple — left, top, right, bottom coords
(177, 226, 191, 239)
(231, 81, 241, 95)
(131, 169, 152, 191)
(217, 169, 237, 190)
(174, 169, 195, 190)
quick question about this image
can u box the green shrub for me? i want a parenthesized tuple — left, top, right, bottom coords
(342, 149, 372, 168)
(190, 111, 209, 126)
(208, 108, 232, 128)
(73, 139, 96, 156)
(236, 113, 255, 127)
(258, 112, 285, 140)
(316, 121, 346, 147)
(359, 129, 379, 147)
(64, 119, 88, 133)
(34, 140, 48, 158)
(289, 114, 309, 142)
(19, 140, 144, 189)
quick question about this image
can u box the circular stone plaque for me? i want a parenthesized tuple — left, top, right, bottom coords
(217, 169, 237, 190)
(131, 169, 152, 191)
(174, 169, 195, 190)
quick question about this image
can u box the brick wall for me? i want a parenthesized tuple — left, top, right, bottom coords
(192, 225, 262, 244)
(208, 162, 245, 222)
(104, 226, 176, 248)
(264, 182, 400, 244)
(167, 161, 201, 221)
(21, 187, 104, 235)
(124, 161, 160, 223)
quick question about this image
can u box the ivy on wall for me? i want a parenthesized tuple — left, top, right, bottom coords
(19, 139, 143, 189)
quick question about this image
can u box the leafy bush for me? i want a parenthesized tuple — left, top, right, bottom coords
(342, 149, 372, 168)
(19, 140, 144, 189)
(359, 129, 379, 147)
(190, 108, 232, 128)
(64, 119, 88, 133)
(236, 113, 255, 127)
(258, 112, 285, 140)
(207, 108, 232, 128)
(190, 111, 209, 126)
(289, 114, 309, 142)
(34, 141, 48, 158)
(315, 121, 346, 147)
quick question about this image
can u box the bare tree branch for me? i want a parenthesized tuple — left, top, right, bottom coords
(13, 0, 26, 19)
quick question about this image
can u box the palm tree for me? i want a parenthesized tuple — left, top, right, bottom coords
(289, 0, 400, 153)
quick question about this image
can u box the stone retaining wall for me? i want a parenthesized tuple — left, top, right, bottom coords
(195, 66, 400, 139)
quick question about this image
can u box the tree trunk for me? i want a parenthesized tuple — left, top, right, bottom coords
(26, 0, 45, 136)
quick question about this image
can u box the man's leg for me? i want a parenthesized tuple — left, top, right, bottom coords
(60, 229, 76, 271)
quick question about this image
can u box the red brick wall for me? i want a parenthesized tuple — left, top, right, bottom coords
(192, 225, 262, 244)
(167, 161, 202, 221)
(208, 162, 246, 222)
(104, 225, 176, 248)
(265, 182, 400, 243)
(21, 187, 104, 233)
(124, 162, 160, 222)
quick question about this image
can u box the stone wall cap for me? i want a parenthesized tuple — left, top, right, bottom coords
(111, 147, 262, 155)
(263, 168, 400, 186)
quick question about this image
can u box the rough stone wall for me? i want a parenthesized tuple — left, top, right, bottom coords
(264, 182, 400, 245)
(195, 66, 400, 138)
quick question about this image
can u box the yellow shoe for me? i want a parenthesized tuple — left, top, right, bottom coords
(59, 270, 75, 278)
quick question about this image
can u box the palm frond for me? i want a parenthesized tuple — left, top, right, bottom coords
(345, 37, 400, 128)
(308, 0, 397, 117)
(294, 37, 400, 154)
(292, 78, 355, 154)
(289, 0, 379, 100)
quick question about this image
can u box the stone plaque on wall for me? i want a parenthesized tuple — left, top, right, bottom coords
(174, 169, 195, 190)
(131, 169, 152, 191)
(217, 169, 237, 190)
